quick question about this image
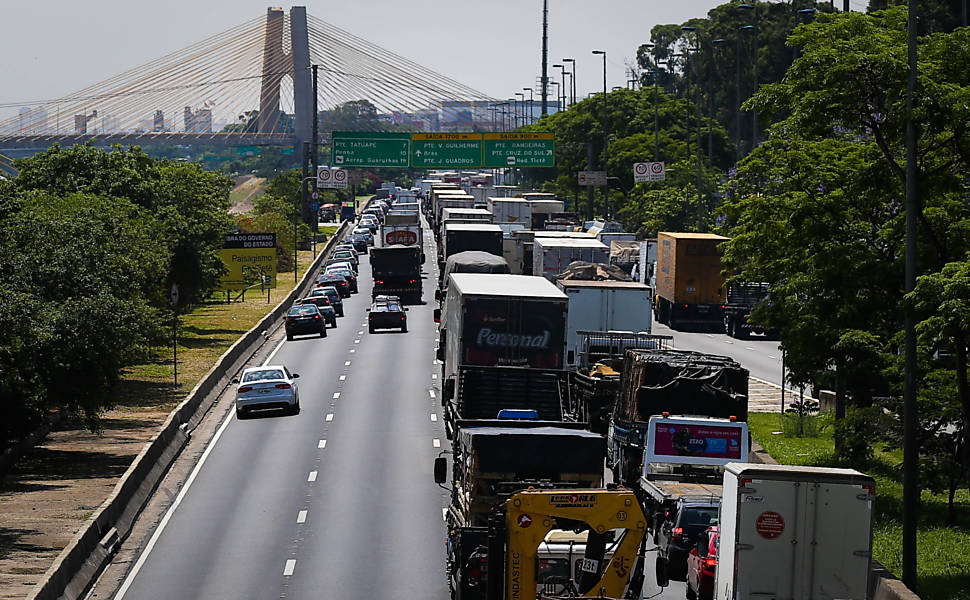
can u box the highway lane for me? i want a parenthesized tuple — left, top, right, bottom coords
(651, 320, 785, 386)
(113, 233, 449, 599)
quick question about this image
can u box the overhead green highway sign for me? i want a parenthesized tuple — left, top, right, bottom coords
(332, 131, 410, 168)
(483, 133, 555, 168)
(411, 133, 483, 169)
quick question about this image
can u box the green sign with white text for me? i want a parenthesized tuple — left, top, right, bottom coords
(331, 131, 410, 168)
(483, 133, 555, 168)
(411, 133, 483, 168)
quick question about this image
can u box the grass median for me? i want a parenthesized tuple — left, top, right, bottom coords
(749, 412, 970, 600)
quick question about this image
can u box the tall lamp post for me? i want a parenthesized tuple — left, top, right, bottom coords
(553, 64, 567, 112)
(738, 25, 755, 159)
(682, 26, 704, 232)
(592, 49, 608, 217)
(515, 92, 525, 128)
(523, 87, 534, 124)
(739, 3, 758, 149)
(562, 58, 577, 106)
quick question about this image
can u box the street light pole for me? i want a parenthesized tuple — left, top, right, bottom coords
(563, 58, 577, 106)
(523, 87, 534, 124)
(683, 26, 704, 232)
(515, 92, 525, 128)
(553, 64, 566, 112)
(738, 25, 754, 159)
(592, 50, 608, 217)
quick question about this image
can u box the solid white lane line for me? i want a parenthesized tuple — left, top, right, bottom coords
(431, 413, 438, 422)
(318, 439, 327, 449)
(339, 375, 346, 381)
(429, 390, 436, 399)
(333, 392, 340, 399)
(283, 559, 296, 576)
(433, 438, 441, 448)
(326, 413, 334, 422)
(297, 510, 308, 524)
(264, 339, 286, 365)
(113, 386, 237, 599)
(345, 361, 351, 366)
(308, 471, 318, 482)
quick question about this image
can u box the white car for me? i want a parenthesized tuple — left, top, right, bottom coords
(233, 365, 300, 418)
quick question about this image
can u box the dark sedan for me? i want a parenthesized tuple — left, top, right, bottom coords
(297, 297, 337, 327)
(317, 273, 350, 298)
(284, 304, 326, 340)
(367, 297, 408, 333)
(309, 286, 343, 317)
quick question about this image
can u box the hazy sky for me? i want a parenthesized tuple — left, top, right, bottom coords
(0, 1, 734, 120)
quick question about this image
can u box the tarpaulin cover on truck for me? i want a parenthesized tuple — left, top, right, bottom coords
(610, 241, 640, 264)
(555, 261, 632, 282)
(613, 350, 748, 424)
(459, 426, 605, 473)
(443, 250, 509, 282)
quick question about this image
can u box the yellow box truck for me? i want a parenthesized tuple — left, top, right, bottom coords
(653, 232, 728, 329)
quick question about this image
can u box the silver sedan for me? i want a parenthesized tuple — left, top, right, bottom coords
(232, 365, 301, 418)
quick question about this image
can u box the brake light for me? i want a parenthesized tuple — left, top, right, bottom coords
(672, 527, 683, 541)
(285, 317, 293, 322)
(705, 557, 717, 568)
(313, 314, 320, 319)
(401, 315, 405, 320)
(275, 383, 292, 389)
(238, 386, 253, 393)
(377, 280, 384, 284)
(409, 279, 417, 284)
(683, 304, 689, 309)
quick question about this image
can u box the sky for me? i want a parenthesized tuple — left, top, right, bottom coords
(0, 1, 738, 121)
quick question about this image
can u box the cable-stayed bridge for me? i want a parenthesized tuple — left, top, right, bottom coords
(0, 7, 498, 155)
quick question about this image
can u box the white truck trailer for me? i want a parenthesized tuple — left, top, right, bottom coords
(533, 237, 609, 281)
(715, 463, 875, 600)
(556, 280, 653, 368)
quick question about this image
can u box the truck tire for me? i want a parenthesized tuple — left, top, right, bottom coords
(656, 556, 669, 587)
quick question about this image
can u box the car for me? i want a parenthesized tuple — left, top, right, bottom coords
(325, 265, 358, 293)
(333, 243, 359, 258)
(233, 365, 300, 418)
(358, 218, 378, 234)
(349, 228, 374, 251)
(284, 304, 327, 340)
(657, 500, 720, 581)
(686, 526, 718, 600)
(367, 296, 408, 333)
(298, 296, 337, 327)
(362, 207, 384, 223)
(331, 249, 359, 270)
(310, 286, 343, 316)
(318, 273, 350, 298)
(326, 255, 358, 274)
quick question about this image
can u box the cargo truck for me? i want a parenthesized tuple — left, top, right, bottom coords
(437, 251, 509, 300)
(608, 349, 748, 485)
(434, 274, 569, 438)
(556, 280, 653, 368)
(440, 223, 503, 269)
(533, 237, 609, 281)
(488, 198, 531, 225)
(654, 232, 729, 330)
(715, 463, 875, 600)
(636, 414, 749, 585)
(441, 207, 493, 226)
(433, 422, 606, 600)
(723, 282, 777, 340)
(369, 245, 422, 303)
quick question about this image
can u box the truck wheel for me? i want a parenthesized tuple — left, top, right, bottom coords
(656, 556, 669, 587)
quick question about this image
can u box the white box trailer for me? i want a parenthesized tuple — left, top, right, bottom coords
(716, 463, 875, 600)
(533, 237, 609, 281)
(488, 198, 532, 225)
(442, 207, 492, 226)
(556, 280, 652, 367)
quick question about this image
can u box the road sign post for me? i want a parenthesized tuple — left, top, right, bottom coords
(483, 133, 555, 168)
(332, 131, 410, 168)
(411, 133, 483, 169)
(170, 282, 180, 388)
(317, 166, 348, 189)
(634, 161, 665, 182)
(578, 170, 607, 186)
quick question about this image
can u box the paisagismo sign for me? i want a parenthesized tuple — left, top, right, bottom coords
(218, 233, 277, 290)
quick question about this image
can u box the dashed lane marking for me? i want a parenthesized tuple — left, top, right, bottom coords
(442, 508, 448, 521)
(432, 374, 438, 379)
(297, 510, 308, 524)
(318, 440, 327, 449)
(745, 347, 755, 350)
(339, 375, 346, 381)
(354, 339, 361, 344)
(432, 438, 441, 448)
(345, 361, 351, 366)
(431, 413, 438, 422)
(307, 471, 318, 482)
(429, 390, 436, 399)
(325, 413, 334, 422)
(333, 392, 340, 399)
(283, 559, 296, 576)
(358, 330, 364, 335)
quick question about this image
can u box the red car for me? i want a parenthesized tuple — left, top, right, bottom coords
(686, 525, 718, 600)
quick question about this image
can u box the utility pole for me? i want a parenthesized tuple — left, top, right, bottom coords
(843, 0, 850, 12)
(298, 141, 308, 284)
(903, 0, 918, 590)
(311, 64, 319, 233)
(541, 0, 549, 115)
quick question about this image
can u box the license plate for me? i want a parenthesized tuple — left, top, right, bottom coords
(259, 388, 272, 394)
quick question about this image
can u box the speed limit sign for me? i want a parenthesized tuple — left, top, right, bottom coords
(332, 168, 348, 188)
(316, 166, 332, 186)
(634, 161, 665, 182)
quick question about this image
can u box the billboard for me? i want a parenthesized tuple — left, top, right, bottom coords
(218, 233, 277, 291)
(645, 416, 748, 468)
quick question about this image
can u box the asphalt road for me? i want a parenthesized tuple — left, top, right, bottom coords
(103, 218, 693, 600)
(651, 320, 785, 386)
(112, 229, 450, 600)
